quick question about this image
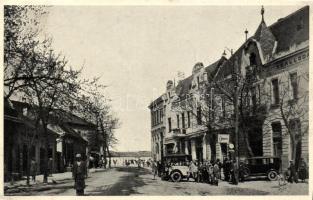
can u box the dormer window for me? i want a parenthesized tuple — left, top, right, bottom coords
(249, 53, 257, 66)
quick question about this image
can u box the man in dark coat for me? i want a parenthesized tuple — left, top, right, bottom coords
(298, 158, 308, 182)
(231, 160, 239, 185)
(223, 158, 230, 182)
(72, 154, 88, 196)
(288, 160, 297, 183)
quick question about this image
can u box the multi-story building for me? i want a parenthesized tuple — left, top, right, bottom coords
(149, 6, 309, 170)
(148, 95, 166, 161)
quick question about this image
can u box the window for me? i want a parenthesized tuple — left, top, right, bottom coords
(197, 76, 200, 88)
(182, 112, 185, 129)
(197, 106, 202, 125)
(272, 79, 280, 105)
(168, 118, 172, 132)
(152, 112, 154, 126)
(221, 97, 226, 118)
(187, 111, 191, 128)
(155, 143, 159, 154)
(249, 53, 257, 66)
(272, 122, 282, 157)
(160, 109, 163, 123)
(177, 114, 180, 128)
(290, 72, 298, 100)
(251, 87, 257, 112)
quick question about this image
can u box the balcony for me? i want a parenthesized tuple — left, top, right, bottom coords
(166, 128, 187, 139)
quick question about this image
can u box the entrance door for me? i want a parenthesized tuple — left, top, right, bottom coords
(22, 144, 28, 175)
(221, 143, 228, 160)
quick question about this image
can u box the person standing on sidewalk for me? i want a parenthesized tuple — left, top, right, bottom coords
(288, 160, 297, 183)
(72, 154, 87, 196)
(152, 160, 158, 180)
(30, 159, 37, 182)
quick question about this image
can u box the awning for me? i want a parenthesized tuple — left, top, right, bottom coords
(47, 124, 66, 136)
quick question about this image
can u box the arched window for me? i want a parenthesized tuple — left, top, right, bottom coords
(249, 53, 257, 66)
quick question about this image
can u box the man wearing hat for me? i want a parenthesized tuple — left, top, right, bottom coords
(72, 153, 87, 195)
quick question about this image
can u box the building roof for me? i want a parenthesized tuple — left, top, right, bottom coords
(214, 6, 309, 80)
(60, 124, 88, 143)
(269, 5, 309, 54)
(148, 95, 164, 109)
(174, 57, 226, 99)
(54, 109, 96, 128)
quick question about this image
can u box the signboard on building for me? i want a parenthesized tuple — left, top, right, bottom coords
(218, 134, 229, 143)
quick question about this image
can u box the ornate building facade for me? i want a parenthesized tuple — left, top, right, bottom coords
(149, 6, 309, 169)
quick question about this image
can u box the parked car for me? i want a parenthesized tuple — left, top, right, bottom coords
(240, 156, 281, 181)
(162, 154, 192, 182)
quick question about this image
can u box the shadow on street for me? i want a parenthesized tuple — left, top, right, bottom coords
(86, 167, 148, 195)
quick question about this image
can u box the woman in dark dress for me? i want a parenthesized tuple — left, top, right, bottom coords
(72, 154, 87, 195)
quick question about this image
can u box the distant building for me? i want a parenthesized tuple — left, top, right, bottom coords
(148, 95, 166, 161)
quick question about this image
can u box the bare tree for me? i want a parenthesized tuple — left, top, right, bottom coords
(21, 46, 81, 183)
(4, 5, 50, 100)
(262, 71, 309, 169)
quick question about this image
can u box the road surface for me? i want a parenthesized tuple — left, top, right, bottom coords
(5, 166, 308, 195)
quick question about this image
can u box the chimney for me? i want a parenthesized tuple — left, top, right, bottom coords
(245, 29, 248, 41)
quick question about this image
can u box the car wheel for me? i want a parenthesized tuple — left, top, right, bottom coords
(268, 170, 278, 181)
(171, 171, 182, 182)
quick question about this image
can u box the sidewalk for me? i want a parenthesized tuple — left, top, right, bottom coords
(4, 168, 108, 194)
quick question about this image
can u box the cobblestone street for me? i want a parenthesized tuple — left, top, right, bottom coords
(5, 166, 308, 196)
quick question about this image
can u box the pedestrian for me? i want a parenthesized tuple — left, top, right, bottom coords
(72, 154, 87, 196)
(223, 158, 230, 182)
(187, 160, 198, 182)
(197, 162, 204, 183)
(152, 160, 158, 180)
(216, 159, 222, 180)
(48, 158, 53, 177)
(213, 161, 220, 186)
(230, 160, 239, 185)
(288, 160, 297, 183)
(207, 162, 214, 184)
(298, 158, 308, 182)
(30, 159, 37, 182)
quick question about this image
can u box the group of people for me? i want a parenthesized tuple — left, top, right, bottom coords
(186, 159, 242, 185)
(151, 157, 308, 186)
(124, 159, 149, 168)
(286, 159, 308, 183)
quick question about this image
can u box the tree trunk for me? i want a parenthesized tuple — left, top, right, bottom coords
(291, 135, 297, 162)
(43, 125, 49, 183)
(106, 146, 111, 168)
(100, 121, 107, 168)
(102, 144, 107, 169)
(242, 128, 254, 157)
(26, 147, 31, 186)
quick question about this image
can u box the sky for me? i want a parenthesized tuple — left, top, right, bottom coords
(40, 5, 304, 152)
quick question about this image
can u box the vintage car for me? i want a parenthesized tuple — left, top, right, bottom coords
(162, 154, 192, 182)
(240, 156, 281, 181)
